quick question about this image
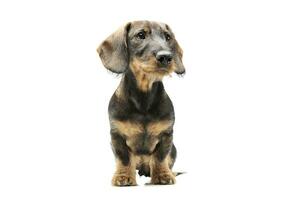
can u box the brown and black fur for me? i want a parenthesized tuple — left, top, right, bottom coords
(97, 21, 185, 186)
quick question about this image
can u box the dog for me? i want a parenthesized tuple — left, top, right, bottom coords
(97, 20, 185, 186)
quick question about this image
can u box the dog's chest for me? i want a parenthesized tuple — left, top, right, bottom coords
(111, 119, 173, 154)
(111, 119, 173, 137)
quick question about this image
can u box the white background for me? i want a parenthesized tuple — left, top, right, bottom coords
(0, 0, 290, 199)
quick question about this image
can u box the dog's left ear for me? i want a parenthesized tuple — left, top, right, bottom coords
(164, 23, 185, 75)
(174, 41, 185, 75)
(97, 23, 131, 74)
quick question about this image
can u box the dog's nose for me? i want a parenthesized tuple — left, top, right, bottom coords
(156, 50, 173, 67)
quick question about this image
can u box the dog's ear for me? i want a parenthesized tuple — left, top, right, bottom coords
(97, 23, 131, 73)
(174, 41, 185, 75)
(164, 23, 185, 75)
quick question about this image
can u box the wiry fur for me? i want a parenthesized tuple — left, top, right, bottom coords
(97, 21, 185, 186)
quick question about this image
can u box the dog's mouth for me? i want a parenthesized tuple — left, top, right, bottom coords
(143, 67, 170, 73)
(143, 61, 175, 74)
(130, 57, 175, 76)
(145, 64, 175, 76)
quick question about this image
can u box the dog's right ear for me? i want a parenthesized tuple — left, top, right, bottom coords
(97, 23, 131, 74)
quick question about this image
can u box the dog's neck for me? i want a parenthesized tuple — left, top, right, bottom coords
(119, 69, 165, 112)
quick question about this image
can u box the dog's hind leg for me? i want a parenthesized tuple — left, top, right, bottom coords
(169, 143, 177, 169)
(169, 144, 185, 176)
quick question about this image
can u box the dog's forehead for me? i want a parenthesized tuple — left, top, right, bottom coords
(130, 21, 169, 32)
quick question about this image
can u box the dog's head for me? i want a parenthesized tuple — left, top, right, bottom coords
(97, 21, 185, 77)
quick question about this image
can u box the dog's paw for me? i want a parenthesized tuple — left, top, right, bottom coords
(150, 172, 176, 185)
(112, 174, 137, 186)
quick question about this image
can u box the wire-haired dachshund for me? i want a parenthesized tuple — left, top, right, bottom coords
(97, 20, 185, 186)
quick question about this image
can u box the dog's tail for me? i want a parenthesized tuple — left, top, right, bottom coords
(173, 172, 186, 176)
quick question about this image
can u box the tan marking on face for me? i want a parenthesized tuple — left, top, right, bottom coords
(130, 57, 174, 92)
(128, 21, 150, 35)
(111, 120, 143, 137)
(147, 120, 174, 136)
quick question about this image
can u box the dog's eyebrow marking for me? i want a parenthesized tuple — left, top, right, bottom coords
(147, 120, 173, 136)
(164, 24, 171, 31)
(134, 27, 150, 34)
(111, 120, 143, 136)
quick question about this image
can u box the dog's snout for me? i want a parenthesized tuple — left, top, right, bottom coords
(156, 50, 172, 67)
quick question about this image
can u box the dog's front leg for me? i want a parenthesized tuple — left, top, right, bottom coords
(110, 131, 137, 186)
(150, 132, 176, 185)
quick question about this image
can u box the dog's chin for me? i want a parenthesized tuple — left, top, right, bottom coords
(142, 67, 173, 76)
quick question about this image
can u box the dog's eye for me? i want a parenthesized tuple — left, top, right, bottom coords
(164, 32, 171, 41)
(136, 31, 146, 40)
